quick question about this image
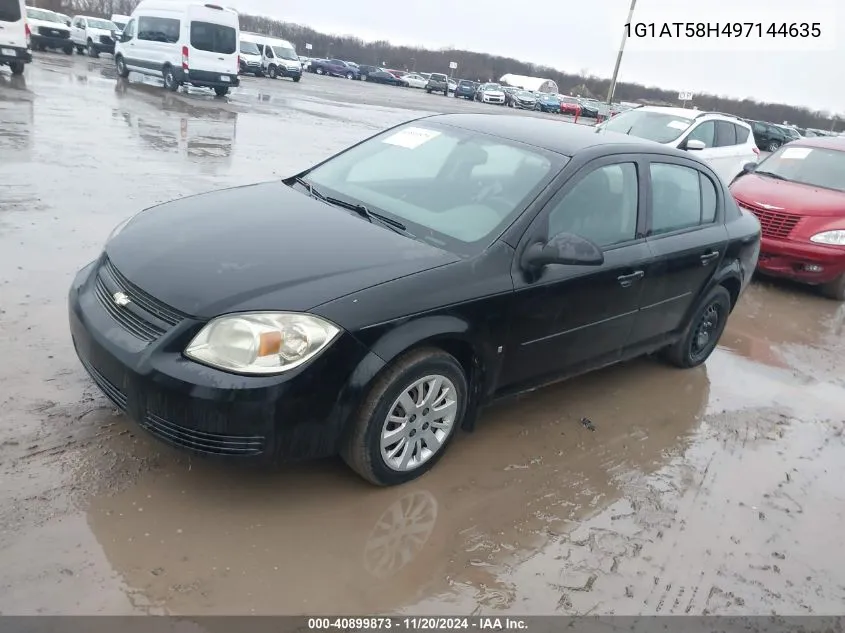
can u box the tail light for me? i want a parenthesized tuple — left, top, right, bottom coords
(25, 22, 31, 48)
(181, 45, 189, 71)
(752, 147, 760, 156)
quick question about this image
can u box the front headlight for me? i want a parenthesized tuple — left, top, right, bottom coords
(184, 312, 341, 375)
(810, 230, 845, 246)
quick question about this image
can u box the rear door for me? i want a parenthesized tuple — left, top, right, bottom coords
(629, 157, 729, 344)
(0, 0, 26, 48)
(187, 6, 238, 75)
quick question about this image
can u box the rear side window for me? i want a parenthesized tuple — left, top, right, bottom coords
(137, 16, 179, 43)
(650, 163, 711, 235)
(714, 121, 737, 147)
(190, 21, 236, 54)
(700, 173, 717, 223)
(0, 0, 22, 22)
(735, 125, 750, 143)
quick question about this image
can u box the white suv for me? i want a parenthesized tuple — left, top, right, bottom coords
(600, 106, 759, 184)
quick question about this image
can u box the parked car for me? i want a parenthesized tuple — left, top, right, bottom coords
(577, 98, 600, 118)
(476, 82, 506, 104)
(69, 114, 760, 486)
(502, 86, 518, 106)
(238, 38, 263, 76)
(400, 72, 427, 89)
(311, 58, 359, 79)
(730, 137, 845, 300)
(559, 95, 582, 117)
(385, 68, 405, 78)
(419, 72, 431, 80)
(110, 12, 130, 40)
(357, 64, 383, 80)
(511, 89, 537, 110)
(70, 14, 117, 57)
(114, 1, 240, 97)
(365, 69, 403, 85)
(601, 107, 760, 185)
(426, 72, 448, 95)
(0, 0, 31, 75)
(447, 78, 456, 93)
(777, 125, 802, 142)
(454, 79, 477, 100)
(534, 93, 561, 113)
(240, 32, 301, 81)
(747, 119, 792, 153)
(25, 6, 72, 54)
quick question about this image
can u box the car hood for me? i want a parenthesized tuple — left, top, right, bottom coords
(484, 90, 505, 97)
(105, 181, 460, 319)
(31, 19, 69, 30)
(731, 174, 845, 218)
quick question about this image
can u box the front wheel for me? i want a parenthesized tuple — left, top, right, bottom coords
(115, 55, 129, 78)
(87, 40, 99, 58)
(214, 86, 229, 97)
(75, 45, 85, 54)
(292, 75, 301, 82)
(64, 45, 73, 55)
(820, 273, 845, 301)
(767, 140, 780, 152)
(268, 65, 277, 79)
(341, 348, 468, 486)
(315, 67, 324, 74)
(662, 286, 732, 368)
(163, 66, 180, 92)
(361, 74, 367, 81)
(346, 72, 354, 79)
(9, 61, 25, 75)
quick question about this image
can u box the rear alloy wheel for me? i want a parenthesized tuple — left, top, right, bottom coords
(820, 273, 845, 301)
(346, 72, 354, 79)
(663, 286, 732, 368)
(163, 66, 179, 92)
(115, 55, 129, 78)
(315, 67, 324, 74)
(341, 348, 467, 486)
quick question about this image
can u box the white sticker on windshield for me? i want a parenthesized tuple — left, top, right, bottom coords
(667, 120, 690, 130)
(780, 147, 812, 159)
(382, 127, 441, 149)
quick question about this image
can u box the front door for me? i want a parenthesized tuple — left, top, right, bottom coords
(500, 156, 652, 391)
(630, 158, 729, 344)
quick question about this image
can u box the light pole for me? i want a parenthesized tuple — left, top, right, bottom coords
(605, 0, 637, 109)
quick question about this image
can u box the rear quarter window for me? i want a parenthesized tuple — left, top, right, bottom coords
(190, 21, 236, 54)
(0, 0, 22, 21)
(735, 125, 750, 143)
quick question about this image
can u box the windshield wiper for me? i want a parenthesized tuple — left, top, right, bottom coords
(754, 170, 787, 181)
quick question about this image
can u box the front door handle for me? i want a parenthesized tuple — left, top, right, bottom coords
(617, 270, 645, 287)
(700, 251, 720, 265)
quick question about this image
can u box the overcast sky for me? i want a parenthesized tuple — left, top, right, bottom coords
(233, 0, 842, 113)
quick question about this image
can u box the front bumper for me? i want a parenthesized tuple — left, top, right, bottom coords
(0, 46, 32, 64)
(514, 101, 536, 110)
(239, 60, 262, 74)
(32, 33, 72, 49)
(482, 96, 505, 104)
(177, 68, 240, 89)
(275, 66, 301, 79)
(68, 257, 377, 463)
(93, 38, 115, 54)
(757, 236, 845, 284)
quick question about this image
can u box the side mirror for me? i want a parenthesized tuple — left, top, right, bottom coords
(522, 232, 604, 271)
(685, 139, 706, 151)
(741, 162, 757, 173)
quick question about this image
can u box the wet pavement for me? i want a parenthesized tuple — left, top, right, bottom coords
(1, 54, 844, 616)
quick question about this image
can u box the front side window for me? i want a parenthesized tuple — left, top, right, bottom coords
(685, 121, 715, 147)
(303, 123, 562, 254)
(547, 163, 639, 248)
(122, 18, 135, 40)
(138, 16, 179, 43)
(735, 124, 751, 143)
(650, 163, 714, 235)
(603, 110, 693, 144)
(190, 21, 236, 54)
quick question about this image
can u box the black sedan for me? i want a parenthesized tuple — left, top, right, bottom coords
(68, 115, 761, 486)
(363, 69, 404, 86)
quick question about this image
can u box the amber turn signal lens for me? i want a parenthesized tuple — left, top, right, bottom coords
(257, 330, 282, 357)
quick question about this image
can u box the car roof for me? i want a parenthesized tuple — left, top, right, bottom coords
(636, 105, 700, 119)
(425, 113, 685, 157)
(789, 136, 845, 151)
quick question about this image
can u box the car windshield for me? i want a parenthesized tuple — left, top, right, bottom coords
(603, 110, 693, 143)
(27, 8, 63, 22)
(88, 18, 117, 29)
(302, 123, 563, 255)
(431, 74, 447, 81)
(485, 84, 501, 90)
(240, 41, 260, 55)
(271, 46, 297, 60)
(516, 91, 533, 98)
(756, 146, 845, 193)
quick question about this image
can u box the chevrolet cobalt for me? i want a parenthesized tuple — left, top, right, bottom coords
(69, 114, 761, 486)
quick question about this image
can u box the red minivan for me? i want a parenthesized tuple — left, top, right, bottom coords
(729, 137, 845, 300)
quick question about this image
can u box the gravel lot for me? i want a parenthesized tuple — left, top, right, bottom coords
(0, 54, 843, 616)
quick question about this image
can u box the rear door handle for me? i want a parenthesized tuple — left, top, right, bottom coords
(617, 270, 645, 287)
(700, 251, 720, 265)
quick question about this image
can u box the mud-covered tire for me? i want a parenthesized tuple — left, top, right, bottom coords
(341, 348, 468, 486)
(662, 286, 732, 369)
(115, 55, 129, 78)
(820, 273, 845, 301)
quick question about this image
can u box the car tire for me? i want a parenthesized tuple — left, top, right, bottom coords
(268, 65, 277, 79)
(767, 140, 780, 152)
(9, 61, 24, 75)
(820, 273, 845, 301)
(163, 66, 179, 92)
(64, 45, 73, 55)
(315, 67, 324, 74)
(214, 86, 229, 97)
(87, 39, 98, 58)
(662, 286, 732, 369)
(426, 88, 431, 93)
(361, 74, 367, 81)
(293, 75, 301, 82)
(75, 45, 84, 54)
(115, 55, 129, 78)
(341, 347, 468, 486)
(346, 72, 354, 79)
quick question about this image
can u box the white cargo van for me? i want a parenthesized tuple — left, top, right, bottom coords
(240, 31, 301, 81)
(114, 1, 240, 96)
(0, 0, 31, 75)
(110, 13, 130, 40)
(238, 36, 262, 76)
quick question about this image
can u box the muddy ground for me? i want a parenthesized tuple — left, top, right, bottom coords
(0, 55, 843, 616)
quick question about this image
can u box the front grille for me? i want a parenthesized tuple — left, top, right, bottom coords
(38, 26, 69, 38)
(141, 412, 265, 456)
(99, 35, 114, 45)
(79, 355, 127, 410)
(738, 202, 801, 239)
(94, 258, 187, 342)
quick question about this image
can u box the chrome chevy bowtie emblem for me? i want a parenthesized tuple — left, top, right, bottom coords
(113, 291, 131, 307)
(754, 201, 784, 210)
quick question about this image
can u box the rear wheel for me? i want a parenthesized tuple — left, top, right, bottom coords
(662, 286, 732, 368)
(214, 86, 229, 97)
(341, 348, 468, 486)
(64, 45, 73, 55)
(9, 61, 25, 75)
(820, 273, 845, 301)
(163, 66, 179, 92)
(115, 55, 129, 78)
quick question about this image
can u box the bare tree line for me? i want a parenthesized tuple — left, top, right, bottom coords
(28, 0, 842, 131)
